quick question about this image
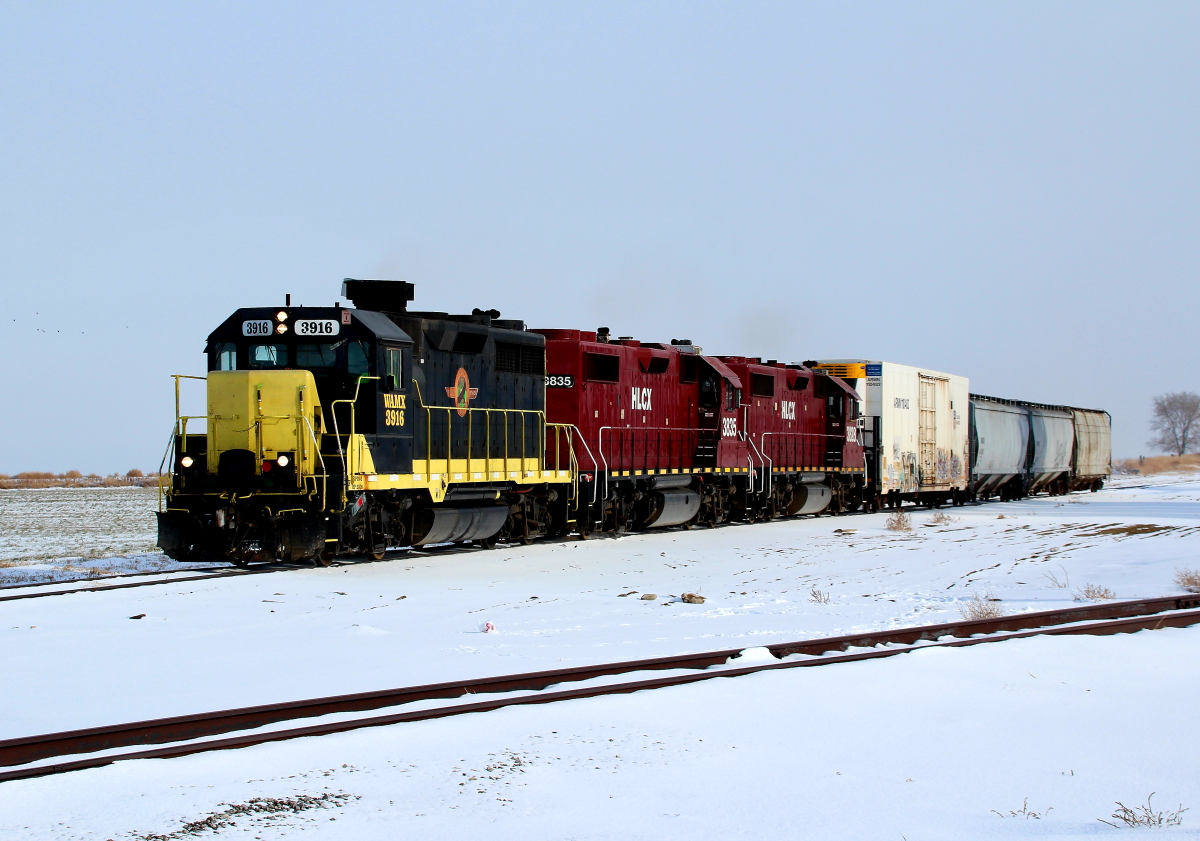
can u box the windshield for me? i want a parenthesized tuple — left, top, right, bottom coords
(296, 343, 338, 368)
(249, 344, 289, 368)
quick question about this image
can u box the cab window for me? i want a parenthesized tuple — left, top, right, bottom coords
(215, 343, 237, 371)
(249, 344, 288, 369)
(385, 347, 404, 391)
(347, 340, 372, 375)
(725, 384, 741, 412)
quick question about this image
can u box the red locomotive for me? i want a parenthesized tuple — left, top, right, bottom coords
(537, 327, 866, 535)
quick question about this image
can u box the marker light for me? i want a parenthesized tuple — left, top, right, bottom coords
(275, 323, 288, 334)
(276, 455, 290, 467)
(276, 310, 289, 322)
(262, 460, 272, 472)
(180, 456, 194, 468)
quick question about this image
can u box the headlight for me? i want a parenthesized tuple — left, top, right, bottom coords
(275, 323, 288, 334)
(180, 455, 194, 468)
(276, 310, 289, 322)
(276, 455, 290, 467)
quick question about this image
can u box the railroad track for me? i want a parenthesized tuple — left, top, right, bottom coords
(0, 486, 1131, 602)
(4, 593, 1198, 784)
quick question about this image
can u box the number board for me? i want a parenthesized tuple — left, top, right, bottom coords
(545, 375, 575, 388)
(294, 319, 340, 337)
(242, 320, 272, 337)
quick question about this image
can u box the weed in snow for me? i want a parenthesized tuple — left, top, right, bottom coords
(1042, 566, 1071, 589)
(1175, 567, 1200, 593)
(959, 590, 1004, 621)
(885, 511, 912, 532)
(992, 797, 1053, 819)
(808, 586, 831, 605)
(927, 511, 959, 526)
(1098, 793, 1188, 828)
(1075, 583, 1115, 601)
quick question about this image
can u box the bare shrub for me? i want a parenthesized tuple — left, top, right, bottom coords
(1098, 793, 1187, 828)
(808, 586, 831, 605)
(680, 592, 705, 604)
(992, 798, 1053, 819)
(886, 510, 912, 532)
(1075, 583, 1115, 601)
(959, 590, 1004, 621)
(126, 468, 144, 478)
(1175, 568, 1200, 594)
(928, 511, 959, 526)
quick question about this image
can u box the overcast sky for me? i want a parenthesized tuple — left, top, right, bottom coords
(1, 1, 1196, 472)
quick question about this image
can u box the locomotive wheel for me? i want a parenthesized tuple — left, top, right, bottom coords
(478, 536, 497, 550)
(369, 548, 386, 560)
(232, 557, 251, 569)
(316, 549, 335, 567)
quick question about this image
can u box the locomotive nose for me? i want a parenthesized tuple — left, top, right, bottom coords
(206, 370, 322, 485)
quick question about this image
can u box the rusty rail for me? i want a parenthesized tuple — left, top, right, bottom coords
(2, 594, 1198, 783)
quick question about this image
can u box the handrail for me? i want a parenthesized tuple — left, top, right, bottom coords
(172, 374, 207, 437)
(330, 376, 379, 497)
(408, 378, 549, 482)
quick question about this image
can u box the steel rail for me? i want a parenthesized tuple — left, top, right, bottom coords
(2, 594, 1198, 783)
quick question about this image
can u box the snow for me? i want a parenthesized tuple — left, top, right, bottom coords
(1, 478, 1199, 838)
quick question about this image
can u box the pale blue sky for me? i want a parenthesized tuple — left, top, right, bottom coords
(1, 1, 1196, 471)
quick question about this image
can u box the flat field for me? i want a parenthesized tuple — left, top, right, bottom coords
(0, 488, 201, 586)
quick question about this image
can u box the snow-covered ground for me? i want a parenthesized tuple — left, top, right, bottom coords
(1, 478, 1198, 839)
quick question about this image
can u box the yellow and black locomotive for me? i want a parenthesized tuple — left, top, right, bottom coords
(158, 280, 575, 565)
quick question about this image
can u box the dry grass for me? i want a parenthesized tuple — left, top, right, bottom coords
(959, 590, 1005, 621)
(1098, 793, 1187, 828)
(0, 471, 158, 490)
(886, 510, 912, 532)
(680, 592, 706, 604)
(1117, 454, 1200, 476)
(1042, 566, 1071, 589)
(1174, 568, 1200, 593)
(808, 586, 831, 604)
(928, 511, 959, 526)
(992, 798, 1053, 820)
(1075, 583, 1116, 601)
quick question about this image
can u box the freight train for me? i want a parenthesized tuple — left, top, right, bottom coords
(156, 280, 1109, 565)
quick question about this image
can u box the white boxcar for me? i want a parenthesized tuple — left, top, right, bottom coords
(969, 396, 1030, 499)
(814, 360, 969, 504)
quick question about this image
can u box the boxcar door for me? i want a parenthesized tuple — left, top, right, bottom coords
(918, 375, 938, 487)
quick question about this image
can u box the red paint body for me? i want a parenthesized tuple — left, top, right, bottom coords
(716, 357, 864, 473)
(535, 331, 864, 478)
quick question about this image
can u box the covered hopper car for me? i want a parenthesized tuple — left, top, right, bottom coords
(968, 395, 1111, 499)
